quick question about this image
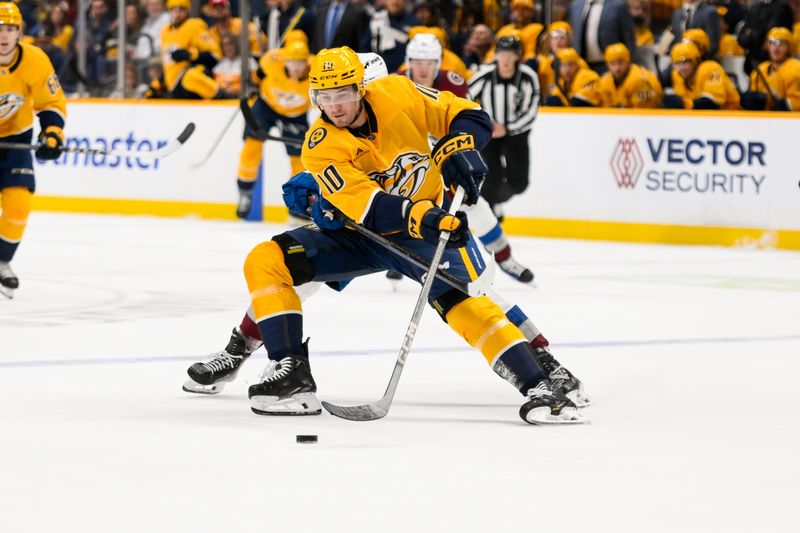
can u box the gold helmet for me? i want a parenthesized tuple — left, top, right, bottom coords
(671, 41, 701, 63)
(0, 2, 22, 27)
(681, 28, 710, 56)
(604, 43, 630, 63)
(309, 47, 364, 107)
(547, 21, 573, 37)
(283, 40, 310, 62)
(284, 29, 309, 45)
(167, 0, 190, 10)
(556, 47, 581, 64)
(766, 27, 793, 45)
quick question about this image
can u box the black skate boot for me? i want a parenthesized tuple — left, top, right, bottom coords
(182, 328, 261, 394)
(249, 342, 321, 416)
(534, 346, 592, 408)
(0, 261, 19, 299)
(497, 256, 535, 284)
(520, 381, 584, 425)
(236, 190, 253, 219)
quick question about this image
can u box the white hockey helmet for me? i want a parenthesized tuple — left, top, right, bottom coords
(405, 33, 442, 75)
(358, 52, 389, 84)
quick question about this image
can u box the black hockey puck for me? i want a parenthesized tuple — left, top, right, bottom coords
(296, 434, 318, 444)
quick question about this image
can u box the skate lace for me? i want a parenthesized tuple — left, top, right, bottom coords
(499, 258, 528, 277)
(203, 351, 241, 373)
(527, 382, 555, 399)
(261, 357, 294, 383)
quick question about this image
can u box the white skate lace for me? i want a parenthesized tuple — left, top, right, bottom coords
(498, 258, 529, 277)
(527, 382, 555, 399)
(260, 357, 294, 383)
(203, 351, 241, 372)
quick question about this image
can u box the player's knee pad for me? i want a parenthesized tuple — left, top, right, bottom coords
(238, 137, 264, 182)
(270, 233, 315, 285)
(181, 67, 220, 100)
(243, 240, 303, 321)
(0, 187, 33, 242)
(741, 91, 768, 110)
(445, 295, 527, 366)
(430, 288, 470, 319)
(289, 155, 304, 176)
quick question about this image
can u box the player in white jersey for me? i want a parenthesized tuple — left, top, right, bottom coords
(182, 53, 590, 415)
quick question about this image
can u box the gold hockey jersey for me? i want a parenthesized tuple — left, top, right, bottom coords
(258, 49, 310, 118)
(161, 18, 221, 89)
(301, 75, 478, 225)
(0, 42, 66, 137)
(749, 57, 800, 111)
(549, 68, 601, 107)
(671, 61, 740, 109)
(599, 64, 662, 108)
(536, 53, 589, 92)
(209, 17, 261, 55)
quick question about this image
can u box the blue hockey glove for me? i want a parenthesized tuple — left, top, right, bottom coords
(282, 171, 320, 218)
(431, 133, 487, 206)
(311, 195, 345, 230)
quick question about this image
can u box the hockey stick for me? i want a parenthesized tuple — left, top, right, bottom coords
(0, 123, 196, 159)
(238, 97, 304, 147)
(322, 187, 466, 421)
(189, 107, 239, 168)
(751, 60, 781, 109)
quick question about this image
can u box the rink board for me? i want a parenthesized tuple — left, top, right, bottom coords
(32, 101, 800, 250)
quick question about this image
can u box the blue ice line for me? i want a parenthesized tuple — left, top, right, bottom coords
(1, 334, 798, 369)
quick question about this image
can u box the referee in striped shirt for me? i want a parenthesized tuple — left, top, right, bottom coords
(467, 35, 540, 213)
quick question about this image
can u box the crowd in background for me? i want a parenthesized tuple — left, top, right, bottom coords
(14, 0, 800, 110)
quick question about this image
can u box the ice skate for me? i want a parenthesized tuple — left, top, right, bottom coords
(236, 190, 253, 219)
(0, 261, 18, 299)
(534, 346, 592, 408)
(497, 256, 535, 284)
(520, 381, 585, 425)
(182, 328, 260, 394)
(249, 349, 321, 416)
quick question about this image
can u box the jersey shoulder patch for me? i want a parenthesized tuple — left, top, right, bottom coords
(307, 127, 327, 149)
(446, 71, 465, 86)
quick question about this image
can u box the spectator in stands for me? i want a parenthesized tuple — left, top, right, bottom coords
(668, 0, 720, 59)
(630, 0, 655, 46)
(370, 0, 419, 73)
(468, 35, 540, 215)
(309, 0, 371, 53)
(598, 43, 662, 107)
(213, 32, 257, 97)
(262, 0, 314, 50)
(412, 1, 440, 27)
(124, 62, 150, 97)
(35, 1, 73, 74)
(461, 23, 493, 71)
(737, 0, 794, 73)
(207, 0, 262, 55)
(741, 27, 800, 111)
(569, 0, 636, 73)
(138, 0, 170, 60)
(493, 0, 543, 59)
(545, 47, 601, 106)
(663, 41, 739, 109)
(535, 21, 588, 94)
(86, 0, 115, 88)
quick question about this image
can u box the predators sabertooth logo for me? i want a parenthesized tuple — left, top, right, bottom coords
(0, 93, 24, 120)
(369, 152, 430, 198)
(307, 127, 327, 149)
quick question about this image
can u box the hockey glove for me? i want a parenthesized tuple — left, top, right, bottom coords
(662, 94, 687, 109)
(431, 132, 487, 206)
(282, 171, 320, 218)
(170, 48, 195, 62)
(404, 199, 468, 248)
(772, 98, 790, 112)
(35, 126, 64, 160)
(311, 195, 345, 231)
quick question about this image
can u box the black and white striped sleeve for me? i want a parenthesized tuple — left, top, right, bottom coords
(505, 64, 540, 136)
(467, 68, 495, 121)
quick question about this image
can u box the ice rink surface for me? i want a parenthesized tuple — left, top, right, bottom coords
(1, 212, 798, 533)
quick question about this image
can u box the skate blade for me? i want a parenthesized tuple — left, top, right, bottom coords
(182, 379, 226, 395)
(0, 286, 15, 299)
(524, 406, 587, 425)
(251, 392, 322, 416)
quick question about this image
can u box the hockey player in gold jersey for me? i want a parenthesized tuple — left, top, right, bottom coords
(207, 0, 262, 55)
(161, 0, 222, 99)
(235, 38, 310, 218)
(742, 27, 800, 111)
(534, 22, 588, 94)
(663, 41, 740, 110)
(0, 2, 66, 298)
(598, 43, 662, 108)
(545, 47, 601, 107)
(237, 47, 583, 424)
